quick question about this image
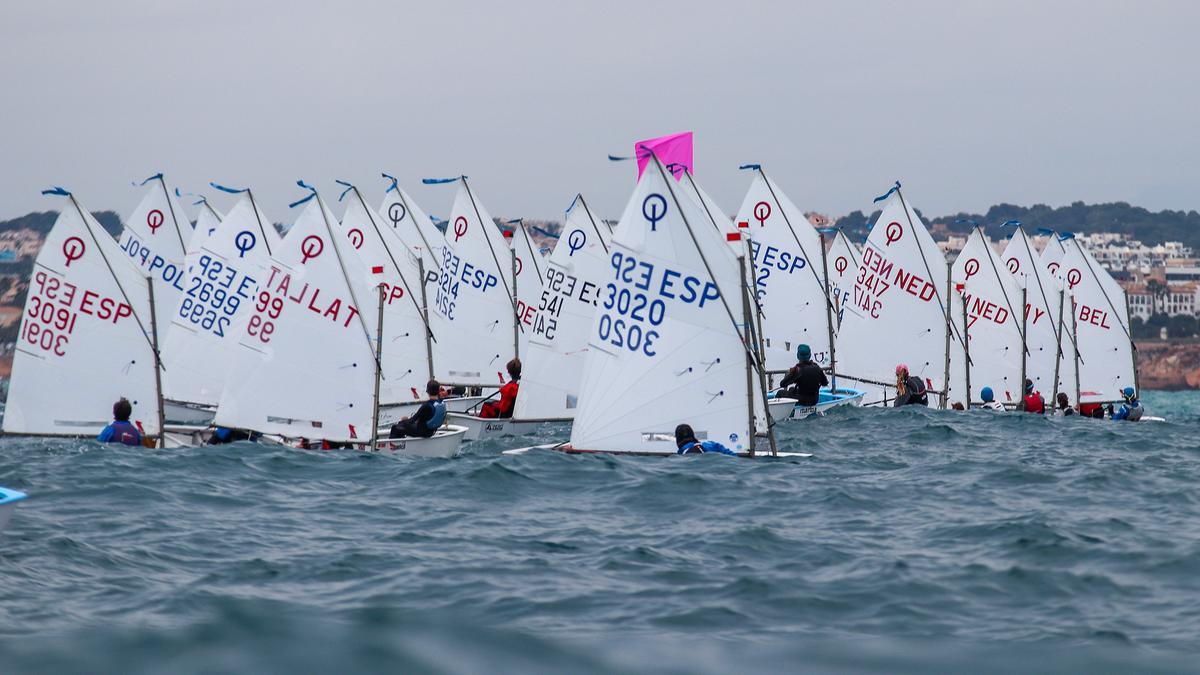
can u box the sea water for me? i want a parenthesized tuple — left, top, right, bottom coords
(1, 391, 1197, 673)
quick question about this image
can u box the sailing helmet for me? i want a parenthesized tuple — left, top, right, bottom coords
(981, 387, 995, 402)
(796, 344, 811, 361)
(1123, 386, 1135, 400)
(1025, 378, 1035, 393)
(895, 363, 908, 376)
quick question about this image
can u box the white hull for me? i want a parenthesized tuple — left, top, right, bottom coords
(446, 413, 564, 441)
(502, 442, 811, 458)
(768, 398, 798, 423)
(373, 425, 467, 458)
(0, 487, 27, 533)
(788, 388, 866, 419)
(163, 400, 216, 425)
(378, 395, 490, 426)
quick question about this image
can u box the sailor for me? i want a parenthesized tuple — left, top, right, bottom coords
(207, 427, 257, 445)
(1018, 379, 1045, 414)
(979, 387, 1005, 411)
(390, 379, 448, 438)
(674, 424, 736, 456)
(1053, 393, 1076, 417)
(778, 344, 828, 406)
(1110, 387, 1144, 421)
(1078, 402, 1104, 419)
(480, 358, 521, 419)
(892, 364, 928, 407)
(97, 398, 143, 446)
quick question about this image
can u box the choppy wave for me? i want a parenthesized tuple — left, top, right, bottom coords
(1, 391, 1198, 673)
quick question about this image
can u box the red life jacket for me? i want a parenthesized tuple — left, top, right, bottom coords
(1023, 390, 1045, 414)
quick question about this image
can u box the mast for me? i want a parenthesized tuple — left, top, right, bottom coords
(819, 230, 837, 390)
(1071, 295, 1081, 406)
(1051, 288, 1065, 408)
(1125, 289, 1140, 396)
(511, 246, 520, 361)
(1019, 287, 1029, 411)
(739, 255, 759, 458)
(371, 284, 385, 450)
(962, 293, 971, 408)
(147, 276, 166, 448)
(418, 257, 435, 380)
(941, 265, 952, 409)
(153, 174, 188, 253)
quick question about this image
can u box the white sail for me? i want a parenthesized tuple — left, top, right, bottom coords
(215, 194, 375, 441)
(187, 199, 223, 252)
(1001, 226, 1074, 400)
(827, 229, 861, 334)
(732, 169, 832, 370)
(378, 181, 443, 277)
(570, 157, 766, 454)
(117, 176, 192, 328)
(161, 193, 282, 406)
(429, 180, 518, 386)
(514, 196, 613, 420)
(1059, 236, 1136, 402)
(1041, 235, 1067, 276)
(4, 192, 161, 436)
(340, 187, 432, 403)
(948, 227, 1025, 405)
(511, 220, 546, 354)
(837, 188, 955, 405)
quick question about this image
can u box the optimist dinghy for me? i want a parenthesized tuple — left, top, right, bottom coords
(768, 387, 865, 419)
(511, 153, 785, 458)
(0, 487, 27, 534)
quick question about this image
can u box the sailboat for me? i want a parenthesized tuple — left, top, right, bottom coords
(1058, 234, 1139, 404)
(837, 183, 961, 407)
(4, 188, 166, 445)
(672, 170, 799, 423)
(1001, 223, 1076, 406)
(213, 183, 465, 456)
(456, 196, 615, 440)
(509, 154, 801, 457)
(160, 185, 283, 425)
(947, 225, 1025, 407)
(825, 228, 861, 335)
(186, 195, 224, 252)
(372, 176, 488, 420)
(729, 165, 864, 418)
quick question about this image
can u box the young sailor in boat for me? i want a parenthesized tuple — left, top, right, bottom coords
(1110, 387, 1144, 421)
(892, 364, 929, 407)
(207, 428, 258, 445)
(778, 344, 828, 406)
(479, 358, 521, 419)
(979, 387, 1005, 411)
(1018, 379, 1045, 414)
(1053, 393, 1076, 417)
(97, 398, 143, 446)
(674, 424, 736, 456)
(390, 379, 447, 438)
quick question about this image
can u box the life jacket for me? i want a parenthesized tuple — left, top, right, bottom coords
(1078, 402, 1103, 418)
(497, 381, 519, 418)
(106, 420, 142, 446)
(425, 400, 447, 430)
(1022, 391, 1045, 414)
(677, 439, 735, 456)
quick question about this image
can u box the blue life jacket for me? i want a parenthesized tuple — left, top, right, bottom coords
(426, 400, 446, 430)
(98, 420, 142, 446)
(677, 439, 736, 456)
(1113, 400, 1143, 421)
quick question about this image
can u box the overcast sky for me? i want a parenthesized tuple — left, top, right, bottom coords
(1, 1, 1196, 225)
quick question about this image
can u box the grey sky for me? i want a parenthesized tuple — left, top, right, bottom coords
(1, 1, 1196, 225)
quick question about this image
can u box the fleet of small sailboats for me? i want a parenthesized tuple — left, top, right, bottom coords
(0, 135, 1148, 458)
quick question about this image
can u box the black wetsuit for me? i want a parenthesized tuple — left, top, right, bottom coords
(779, 360, 829, 406)
(390, 399, 445, 439)
(893, 376, 928, 407)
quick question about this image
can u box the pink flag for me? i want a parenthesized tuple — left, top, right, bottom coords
(634, 131, 693, 180)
